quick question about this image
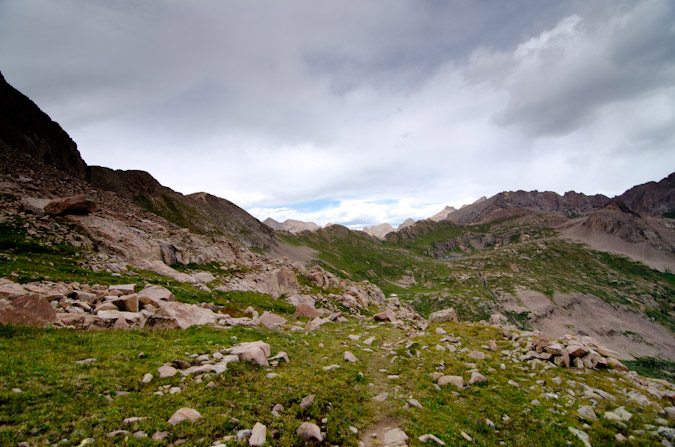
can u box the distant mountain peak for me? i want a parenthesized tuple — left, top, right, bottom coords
(429, 205, 457, 222)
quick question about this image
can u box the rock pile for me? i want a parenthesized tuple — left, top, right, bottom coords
(506, 331, 630, 372)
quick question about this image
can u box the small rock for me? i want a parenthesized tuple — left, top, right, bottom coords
(438, 375, 464, 389)
(249, 422, 266, 447)
(344, 351, 358, 363)
(152, 431, 169, 441)
(158, 364, 178, 378)
(299, 394, 315, 410)
(11, 388, 22, 393)
(142, 373, 153, 383)
(568, 427, 591, 447)
(460, 431, 472, 442)
(373, 392, 389, 402)
(408, 398, 423, 409)
(269, 352, 290, 363)
(349, 426, 359, 434)
(577, 406, 597, 422)
(419, 434, 445, 445)
(167, 408, 201, 426)
(469, 371, 487, 385)
(435, 327, 446, 335)
(363, 336, 376, 346)
(74, 358, 96, 365)
(323, 364, 340, 371)
(266, 373, 279, 379)
(348, 334, 361, 341)
(133, 431, 148, 438)
(107, 430, 130, 437)
(297, 422, 323, 442)
(383, 428, 408, 447)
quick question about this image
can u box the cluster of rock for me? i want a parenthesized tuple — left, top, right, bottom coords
(217, 264, 386, 311)
(505, 331, 632, 372)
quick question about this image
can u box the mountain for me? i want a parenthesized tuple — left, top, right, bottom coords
(263, 218, 320, 234)
(396, 218, 416, 231)
(616, 172, 675, 217)
(87, 164, 276, 249)
(446, 190, 609, 224)
(429, 205, 457, 221)
(0, 72, 276, 250)
(0, 72, 87, 179)
(560, 199, 675, 272)
(362, 223, 396, 239)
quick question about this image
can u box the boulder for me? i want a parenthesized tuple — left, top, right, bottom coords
(306, 317, 330, 331)
(296, 422, 323, 442)
(373, 309, 396, 322)
(0, 294, 57, 327)
(286, 294, 315, 307)
(428, 308, 458, 323)
(344, 351, 358, 363)
(256, 312, 287, 330)
(468, 371, 487, 385)
(146, 301, 217, 330)
(226, 341, 271, 366)
(438, 375, 464, 389)
(137, 284, 175, 304)
(299, 394, 315, 410)
(249, 422, 266, 447)
(19, 197, 50, 216)
(383, 428, 409, 447)
(108, 284, 137, 296)
(294, 303, 322, 319)
(44, 195, 97, 215)
(167, 408, 201, 426)
(0, 279, 28, 299)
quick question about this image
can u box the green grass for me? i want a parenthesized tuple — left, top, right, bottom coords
(624, 357, 675, 381)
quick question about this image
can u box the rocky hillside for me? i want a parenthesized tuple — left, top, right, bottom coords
(616, 172, 675, 218)
(0, 72, 87, 179)
(446, 190, 609, 224)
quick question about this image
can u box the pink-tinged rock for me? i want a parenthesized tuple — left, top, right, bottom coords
(544, 343, 564, 355)
(108, 284, 136, 296)
(0, 279, 27, 299)
(296, 422, 323, 442)
(607, 357, 629, 371)
(373, 309, 396, 322)
(256, 311, 287, 330)
(468, 371, 487, 385)
(167, 408, 201, 426)
(121, 294, 139, 312)
(428, 308, 458, 323)
(113, 318, 131, 330)
(137, 284, 175, 304)
(344, 351, 358, 362)
(294, 303, 322, 319)
(306, 317, 330, 331)
(488, 340, 498, 351)
(467, 350, 486, 360)
(566, 345, 589, 358)
(146, 301, 217, 330)
(0, 294, 57, 327)
(72, 290, 98, 304)
(96, 310, 144, 323)
(44, 195, 97, 215)
(158, 364, 178, 378)
(249, 422, 266, 446)
(226, 341, 271, 366)
(95, 302, 119, 312)
(438, 375, 464, 389)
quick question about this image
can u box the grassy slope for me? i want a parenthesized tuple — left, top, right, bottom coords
(1, 322, 671, 446)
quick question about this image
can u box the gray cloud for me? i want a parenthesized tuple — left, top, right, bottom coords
(0, 0, 673, 228)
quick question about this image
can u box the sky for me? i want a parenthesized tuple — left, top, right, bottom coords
(1, 0, 674, 229)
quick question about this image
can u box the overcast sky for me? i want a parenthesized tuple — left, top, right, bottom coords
(1, 0, 674, 228)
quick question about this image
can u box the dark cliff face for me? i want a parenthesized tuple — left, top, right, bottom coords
(0, 72, 87, 179)
(616, 173, 675, 217)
